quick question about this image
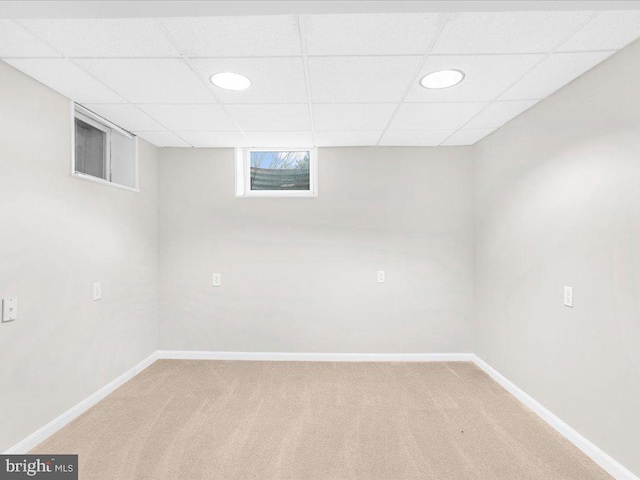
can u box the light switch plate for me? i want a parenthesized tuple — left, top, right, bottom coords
(377, 271, 385, 283)
(212, 273, 222, 287)
(2, 297, 17, 323)
(93, 283, 102, 301)
(564, 286, 573, 308)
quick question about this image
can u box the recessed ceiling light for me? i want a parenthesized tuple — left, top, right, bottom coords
(419, 69, 465, 89)
(210, 72, 251, 91)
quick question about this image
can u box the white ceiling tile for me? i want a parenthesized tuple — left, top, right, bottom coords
(148, 130, 314, 148)
(3, 58, 125, 103)
(465, 100, 539, 129)
(177, 131, 248, 147)
(433, 11, 593, 54)
(390, 102, 488, 130)
(406, 54, 543, 102)
(309, 56, 421, 103)
(83, 104, 165, 132)
(0, 20, 61, 57)
(304, 13, 442, 56)
(244, 131, 313, 147)
(441, 128, 495, 146)
(380, 130, 453, 146)
(20, 19, 179, 58)
(226, 104, 310, 131)
(137, 104, 238, 131)
(499, 51, 615, 101)
(314, 131, 382, 146)
(135, 131, 190, 147)
(190, 57, 307, 104)
(559, 11, 640, 52)
(313, 104, 396, 131)
(76, 59, 214, 103)
(159, 16, 301, 57)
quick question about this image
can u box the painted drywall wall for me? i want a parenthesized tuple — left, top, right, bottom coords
(158, 146, 474, 353)
(473, 40, 640, 475)
(0, 61, 159, 452)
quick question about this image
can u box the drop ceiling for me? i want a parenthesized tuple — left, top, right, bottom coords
(2, 8, 640, 148)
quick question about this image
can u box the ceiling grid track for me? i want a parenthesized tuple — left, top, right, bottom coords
(297, 15, 316, 147)
(2, 50, 618, 61)
(0, 49, 617, 60)
(375, 12, 452, 147)
(438, 10, 602, 146)
(152, 18, 250, 146)
(10, 19, 191, 147)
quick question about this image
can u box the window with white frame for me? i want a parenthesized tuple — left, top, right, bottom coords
(73, 104, 138, 191)
(235, 147, 318, 197)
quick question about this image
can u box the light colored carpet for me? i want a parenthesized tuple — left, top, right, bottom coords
(31, 360, 610, 480)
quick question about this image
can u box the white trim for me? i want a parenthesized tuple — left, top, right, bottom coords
(2, 2, 639, 19)
(235, 147, 318, 198)
(71, 102, 140, 192)
(71, 171, 140, 193)
(132, 135, 139, 189)
(69, 99, 75, 178)
(471, 355, 639, 480)
(5, 349, 637, 480)
(4, 351, 158, 454)
(157, 350, 474, 362)
(75, 104, 133, 140)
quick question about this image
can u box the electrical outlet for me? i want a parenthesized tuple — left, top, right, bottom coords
(93, 283, 102, 301)
(564, 286, 573, 308)
(377, 271, 385, 283)
(212, 273, 222, 287)
(2, 297, 17, 323)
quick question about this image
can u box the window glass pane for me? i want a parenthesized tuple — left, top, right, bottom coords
(109, 130, 136, 189)
(75, 118, 106, 180)
(250, 150, 310, 191)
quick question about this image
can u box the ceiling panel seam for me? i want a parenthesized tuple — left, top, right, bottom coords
(375, 12, 451, 146)
(438, 10, 602, 146)
(297, 15, 316, 146)
(152, 18, 249, 145)
(10, 18, 187, 145)
(0, 49, 623, 61)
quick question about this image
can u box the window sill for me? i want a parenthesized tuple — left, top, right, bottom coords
(236, 191, 317, 198)
(71, 172, 139, 193)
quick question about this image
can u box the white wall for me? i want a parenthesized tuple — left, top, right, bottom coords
(158, 146, 474, 353)
(0, 61, 159, 452)
(473, 40, 640, 475)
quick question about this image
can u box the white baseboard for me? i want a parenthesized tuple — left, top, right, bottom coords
(6, 349, 637, 480)
(4, 351, 159, 454)
(472, 355, 638, 480)
(156, 350, 475, 362)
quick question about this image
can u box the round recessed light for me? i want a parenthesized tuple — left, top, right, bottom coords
(210, 72, 251, 91)
(419, 69, 465, 89)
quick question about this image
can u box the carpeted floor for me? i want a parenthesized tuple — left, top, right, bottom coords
(31, 360, 611, 480)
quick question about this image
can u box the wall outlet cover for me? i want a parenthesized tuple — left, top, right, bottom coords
(93, 283, 102, 301)
(2, 297, 18, 323)
(564, 286, 573, 308)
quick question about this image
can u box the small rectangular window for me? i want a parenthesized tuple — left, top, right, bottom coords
(72, 104, 138, 191)
(236, 147, 317, 197)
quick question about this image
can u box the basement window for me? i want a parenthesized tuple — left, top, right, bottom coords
(72, 104, 138, 191)
(235, 147, 318, 197)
